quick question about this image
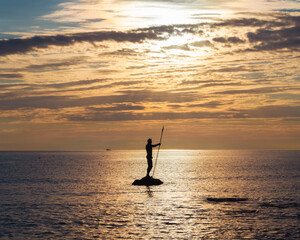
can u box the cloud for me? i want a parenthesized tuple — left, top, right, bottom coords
(0, 73, 23, 78)
(0, 78, 108, 91)
(210, 14, 300, 52)
(0, 80, 146, 100)
(163, 40, 213, 51)
(1, 14, 299, 56)
(188, 101, 227, 108)
(212, 18, 270, 27)
(0, 83, 27, 91)
(63, 104, 300, 122)
(212, 15, 300, 28)
(179, 80, 243, 88)
(247, 26, 300, 42)
(179, 80, 205, 85)
(190, 40, 213, 47)
(214, 87, 291, 95)
(87, 104, 145, 112)
(0, 79, 24, 83)
(199, 82, 244, 88)
(0, 89, 198, 110)
(240, 105, 300, 118)
(179, 79, 245, 89)
(64, 110, 223, 122)
(100, 48, 141, 56)
(25, 57, 88, 71)
(245, 22, 300, 51)
(137, 25, 178, 34)
(43, 78, 108, 89)
(0, 79, 103, 93)
(169, 101, 226, 109)
(0, 30, 164, 56)
(213, 37, 245, 43)
(163, 43, 190, 51)
(250, 39, 300, 51)
(57, 80, 143, 93)
(206, 66, 256, 73)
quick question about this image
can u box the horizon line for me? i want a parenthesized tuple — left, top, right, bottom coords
(0, 149, 299, 152)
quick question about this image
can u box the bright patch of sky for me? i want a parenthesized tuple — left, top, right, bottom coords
(1, 0, 300, 37)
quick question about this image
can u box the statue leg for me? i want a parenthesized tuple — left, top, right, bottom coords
(147, 158, 152, 177)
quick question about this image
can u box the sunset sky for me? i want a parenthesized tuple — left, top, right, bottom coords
(0, 0, 299, 150)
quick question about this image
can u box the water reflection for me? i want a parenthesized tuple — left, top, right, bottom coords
(146, 186, 153, 198)
(1, 150, 299, 239)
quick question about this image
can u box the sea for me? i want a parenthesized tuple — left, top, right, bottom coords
(0, 150, 299, 239)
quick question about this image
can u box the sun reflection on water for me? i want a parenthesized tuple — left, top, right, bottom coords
(1, 150, 299, 238)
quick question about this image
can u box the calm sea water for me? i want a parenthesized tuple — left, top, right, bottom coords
(0, 150, 299, 239)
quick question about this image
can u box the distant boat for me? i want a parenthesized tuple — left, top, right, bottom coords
(106, 148, 111, 151)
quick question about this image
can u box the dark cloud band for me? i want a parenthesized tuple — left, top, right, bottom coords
(64, 105, 300, 122)
(0, 14, 299, 56)
(0, 30, 163, 56)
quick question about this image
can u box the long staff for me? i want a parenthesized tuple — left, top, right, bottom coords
(152, 126, 164, 177)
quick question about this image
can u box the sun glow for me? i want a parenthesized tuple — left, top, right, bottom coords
(39, 0, 231, 33)
(118, 2, 199, 28)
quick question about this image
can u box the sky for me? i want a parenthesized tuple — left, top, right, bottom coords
(0, 0, 299, 150)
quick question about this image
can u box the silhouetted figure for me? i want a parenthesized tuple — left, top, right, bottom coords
(146, 138, 160, 178)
